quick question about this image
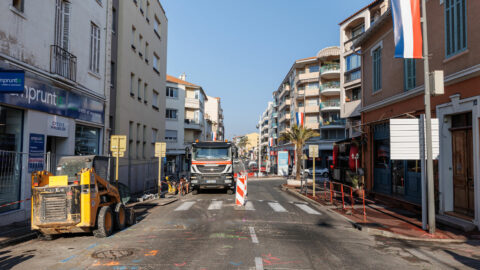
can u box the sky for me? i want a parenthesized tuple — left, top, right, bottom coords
(161, 0, 373, 139)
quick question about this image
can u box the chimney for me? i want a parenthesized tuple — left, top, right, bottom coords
(179, 73, 186, 81)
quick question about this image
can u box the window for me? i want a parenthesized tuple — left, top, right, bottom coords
(350, 87, 361, 101)
(298, 69, 305, 75)
(445, 0, 467, 57)
(146, 1, 150, 20)
(404, 59, 416, 91)
(144, 83, 148, 103)
(112, 8, 117, 33)
(137, 78, 142, 99)
(166, 87, 178, 98)
(12, 0, 24, 12)
(152, 90, 159, 108)
(75, 125, 100, 155)
(351, 24, 365, 39)
(372, 47, 382, 92)
(151, 128, 158, 143)
(139, 0, 143, 11)
(194, 90, 200, 99)
(138, 34, 143, 56)
(307, 82, 319, 89)
(54, 0, 71, 50)
(130, 73, 135, 96)
(143, 125, 147, 158)
(306, 99, 318, 106)
(131, 26, 137, 50)
(153, 54, 159, 71)
(136, 123, 141, 159)
(165, 130, 178, 141)
(166, 109, 178, 120)
(345, 53, 361, 71)
(309, 65, 319, 73)
(110, 62, 115, 87)
(145, 42, 149, 62)
(129, 121, 134, 158)
(154, 16, 160, 36)
(89, 23, 101, 74)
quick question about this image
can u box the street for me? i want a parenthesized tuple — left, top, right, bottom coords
(2, 178, 479, 270)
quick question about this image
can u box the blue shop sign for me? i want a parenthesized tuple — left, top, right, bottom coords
(28, 133, 45, 173)
(0, 75, 104, 124)
(0, 70, 25, 93)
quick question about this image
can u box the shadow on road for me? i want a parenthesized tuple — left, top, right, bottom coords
(443, 249, 480, 269)
(133, 202, 160, 222)
(0, 250, 34, 270)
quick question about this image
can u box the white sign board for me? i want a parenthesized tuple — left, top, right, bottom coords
(390, 119, 439, 160)
(277, 151, 289, 176)
(47, 115, 69, 137)
(308, 145, 318, 158)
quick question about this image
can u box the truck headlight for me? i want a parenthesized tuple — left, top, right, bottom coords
(225, 180, 232, 183)
(191, 180, 198, 184)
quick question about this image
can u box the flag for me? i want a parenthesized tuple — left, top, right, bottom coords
(391, 0, 423, 59)
(296, 112, 304, 127)
(269, 138, 274, 147)
(213, 132, 217, 141)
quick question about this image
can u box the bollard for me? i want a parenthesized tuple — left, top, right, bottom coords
(350, 187, 354, 213)
(363, 189, 366, 221)
(341, 184, 345, 210)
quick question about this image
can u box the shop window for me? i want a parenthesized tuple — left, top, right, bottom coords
(75, 125, 100, 155)
(392, 160, 405, 195)
(0, 106, 23, 213)
(374, 139, 390, 169)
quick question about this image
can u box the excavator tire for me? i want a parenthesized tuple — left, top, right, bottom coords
(93, 206, 114, 238)
(114, 203, 127, 230)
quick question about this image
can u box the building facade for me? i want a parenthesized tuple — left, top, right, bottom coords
(205, 96, 225, 141)
(111, 0, 168, 194)
(181, 74, 208, 145)
(0, 0, 109, 225)
(355, 0, 480, 229)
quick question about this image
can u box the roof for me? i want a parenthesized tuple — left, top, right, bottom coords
(316, 46, 340, 58)
(338, 0, 383, 26)
(353, 8, 392, 48)
(166, 75, 200, 87)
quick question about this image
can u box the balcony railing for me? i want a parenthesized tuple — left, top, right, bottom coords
(50, 45, 77, 81)
(321, 119, 346, 127)
(320, 63, 340, 74)
(320, 100, 340, 109)
(345, 68, 361, 83)
(320, 81, 340, 91)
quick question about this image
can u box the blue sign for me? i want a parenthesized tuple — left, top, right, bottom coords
(278, 151, 289, 176)
(28, 133, 45, 173)
(0, 74, 104, 124)
(0, 70, 25, 93)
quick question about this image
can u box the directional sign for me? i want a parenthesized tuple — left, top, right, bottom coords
(110, 135, 127, 152)
(155, 142, 167, 157)
(309, 145, 319, 158)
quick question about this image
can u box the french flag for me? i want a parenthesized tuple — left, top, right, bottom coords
(296, 112, 304, 127)
(269, 138, 274, 147)
(391, 0, 423, 59)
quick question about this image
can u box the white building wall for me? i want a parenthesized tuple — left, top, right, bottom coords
(166, 82, 186, 152)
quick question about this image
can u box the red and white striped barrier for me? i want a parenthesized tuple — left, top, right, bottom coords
(0, 197, 31, 208)
(236, 174, 247, 206)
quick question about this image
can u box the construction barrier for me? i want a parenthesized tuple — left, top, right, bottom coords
(317, 180, 366, 221)
(0, 197, 31, 208)
(236, 174, 247, 206)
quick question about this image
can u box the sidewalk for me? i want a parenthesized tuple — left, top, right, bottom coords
(283, 184, 480, 242)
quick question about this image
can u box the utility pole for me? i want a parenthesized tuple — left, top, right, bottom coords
(258, 116, 262, 177)
(421, 0, 435, 234)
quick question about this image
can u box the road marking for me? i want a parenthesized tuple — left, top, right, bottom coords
(245, 201, 255, 211)
(174, 201, 195, 211)
(296, 204, 322, 215)
(249, 226, 259, 244)
(208, 200, 223, 210)
(255, 257, 264, 270)
(268, 202, 288, 212)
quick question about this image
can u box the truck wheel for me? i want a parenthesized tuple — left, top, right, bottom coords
(93, 206, 114, 238)
(192, 189, 198, 195)
(114, 203, 126, 230)
(126, 208, 136, 226)
(227, 189, 234, 195)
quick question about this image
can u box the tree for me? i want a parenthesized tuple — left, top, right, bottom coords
(237, 136, 248, 156)
(279, 124, 320, 180)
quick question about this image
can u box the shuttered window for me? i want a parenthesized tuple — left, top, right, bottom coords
(404, 59, 416, 91)
(445, 0, 467, 57)
(372, 47, 382, 93)
(165, 130, 177, 141)
(54, 0, 70, 50)
(89, 23, 101, 74)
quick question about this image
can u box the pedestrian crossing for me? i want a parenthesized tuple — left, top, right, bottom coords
(173, 199, 322, 216)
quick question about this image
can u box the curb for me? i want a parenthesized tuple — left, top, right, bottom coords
(282, 185, 469, 244)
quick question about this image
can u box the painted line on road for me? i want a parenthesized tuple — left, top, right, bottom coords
(208, 200, 223, 210)
(249, 226, 259, 244)
(255, 257, 264, 270)
(245, 201, 255, 211)
(296, 204, 322, 215)
(174, 201, 196, 211)
(268, 202, 288, 213)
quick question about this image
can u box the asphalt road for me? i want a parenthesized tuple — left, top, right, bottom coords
(1, 178, 480, 269)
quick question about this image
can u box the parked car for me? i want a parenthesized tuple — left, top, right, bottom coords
(303, 167, 330, 178)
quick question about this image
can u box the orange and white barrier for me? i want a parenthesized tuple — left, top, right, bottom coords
(236, 174, 247, 206)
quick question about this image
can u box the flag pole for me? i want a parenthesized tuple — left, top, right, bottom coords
(421, 0, 435, 234)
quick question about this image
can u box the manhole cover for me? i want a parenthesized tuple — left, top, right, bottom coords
(92, 249, 135, 260)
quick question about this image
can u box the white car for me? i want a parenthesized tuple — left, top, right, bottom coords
(303, 167, 329, 178)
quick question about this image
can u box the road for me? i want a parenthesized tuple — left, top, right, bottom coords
(1, 178, 479, 269)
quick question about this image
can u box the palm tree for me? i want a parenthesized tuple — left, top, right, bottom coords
(279, 124, 320, 180)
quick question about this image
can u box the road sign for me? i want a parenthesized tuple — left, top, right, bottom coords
(112, 151, 124, 158)
(155, 142, 167, 158)
(110, 135, 127, 152)
(309, 145, 319, 158)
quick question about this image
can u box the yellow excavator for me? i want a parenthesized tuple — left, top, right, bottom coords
(31, 156, 135, 238)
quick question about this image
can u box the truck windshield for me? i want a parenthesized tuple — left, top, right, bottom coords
(193, 147, 230, 160)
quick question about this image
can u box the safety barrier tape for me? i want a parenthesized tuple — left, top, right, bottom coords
(0, 197, 31, 208)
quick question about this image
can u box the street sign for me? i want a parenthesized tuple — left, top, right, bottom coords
(308, 145, 319, 158)
(155, 142, 167, 158)
(110, 135, 127, 152)
(112, 151, 124, 158)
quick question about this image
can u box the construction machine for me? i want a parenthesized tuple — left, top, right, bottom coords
(31, 155, 135, 238)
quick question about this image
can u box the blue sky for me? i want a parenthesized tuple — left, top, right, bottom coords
(161, 0, 373, 139)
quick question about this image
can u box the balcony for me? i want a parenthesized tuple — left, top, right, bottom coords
(298, 72, 319, 82)
(305, 122, 320, 130)
(185, 98, 201, 109)
(296, 90, 305, 99)
(321, 119, 346, 129)
(278, 99, 291, 111)
(305, 88, 320, 97)
(305, 105, 320, 113)
(345, 68, 361, 84)
(272, 112, 278, 118)
(279, 83, 291, 98)
(279, 113, 291, 123)
(321, 100, 340, 111)
(320, 64, 340, 79)
(184, 119, 202, 130)
(50, 45, 77, 81)
(320, 81, 341, 96)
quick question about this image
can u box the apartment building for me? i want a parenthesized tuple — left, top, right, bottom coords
(205, 96, 225, 141)
(258, 102, 273, 165)
(0, 0, 109, 225)
(272, 47, 344, 169)
(179, 74, 208, 144)
(111, 0, 168, 193)
(355, 0, 480, 229)
(339, 0, 389, 138)
(165, 75, 187, 176)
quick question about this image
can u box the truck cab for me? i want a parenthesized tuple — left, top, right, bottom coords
(186, 141, 237, 194)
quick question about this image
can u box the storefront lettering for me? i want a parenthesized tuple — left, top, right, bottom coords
(10, 85, 62, 106)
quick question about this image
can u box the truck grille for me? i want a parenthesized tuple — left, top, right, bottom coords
(42, 194, 67, 222)
(196, 165, 226, 174)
